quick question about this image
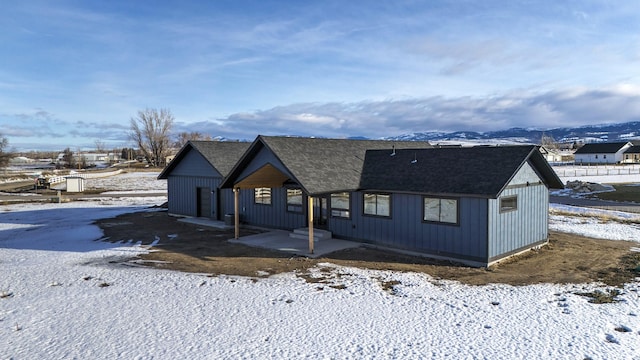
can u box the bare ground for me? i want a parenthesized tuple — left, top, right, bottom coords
(95, 210, 640, 287)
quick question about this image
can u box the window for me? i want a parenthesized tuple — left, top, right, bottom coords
(500, 195, 517, 213)
(423, 197, 458, 224)
(330, 192, 350, 218)
(363, 193, 390, 217)
(254, 187, 272, 205)
(286, 189, 303, 213)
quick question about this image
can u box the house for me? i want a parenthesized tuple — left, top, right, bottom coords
(158, 141, 251, 220)
(217, 136, 563, 267)
(573, 142, 632, 164)
(539, 146, 574, 164)
(623, 146, 640, 163)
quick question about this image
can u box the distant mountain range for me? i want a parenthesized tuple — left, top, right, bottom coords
(384, 121, 640, 145)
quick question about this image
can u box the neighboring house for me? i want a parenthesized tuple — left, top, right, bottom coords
(573, 142, 632, 164)
(218, 136, 563, 267)
(539, 146, 574, 163)
(623, 146, 640, 163)
(158, 141, 251, 220)
(56, 152, 121, 166)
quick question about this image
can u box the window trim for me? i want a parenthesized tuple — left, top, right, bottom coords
(254, 187, 272, 205)
(330, 192, 351, 219)
(286, 188, 303, 213)
(363, 192, 391, 218)
(422, 196, 460, 226)
(499, 195, 518, 213)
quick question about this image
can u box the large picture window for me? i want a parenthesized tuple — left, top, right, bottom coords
(500, 195, 517, 213)
(330, 192, 350, 218)
(423, 197, 458, 224)
(286, 189, 303, 213)
(363, 193, 390, 217)
(254, 187, 272, 205)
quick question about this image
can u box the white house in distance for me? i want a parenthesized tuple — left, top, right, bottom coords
(56, 152, 121, 167)
(538, 146, 574, 164)
(573, 142, 632, 164)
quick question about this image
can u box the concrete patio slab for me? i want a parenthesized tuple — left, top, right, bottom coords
(229, 229, 362, 258)
(176, 217, 361, 258)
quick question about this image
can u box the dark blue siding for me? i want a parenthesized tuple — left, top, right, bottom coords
(237, 147, 293, 182)
(328, 193, 488, 262)
(234, 187, 306, 230)
(165, 147, 228, 219)
(171, 149, 222, 178)
(167, 176, 225, 218)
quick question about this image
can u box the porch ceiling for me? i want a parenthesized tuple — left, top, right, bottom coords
(234, 163, 290, 189)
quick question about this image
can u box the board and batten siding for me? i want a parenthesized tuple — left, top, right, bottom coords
(487, 161, 549, 261)
(231, 146, 306, 228)
(328, 192, 489, 263)
(234, 187, 307, 230)
(236, 145, 291, 182)
(167, 176, 226, 218)
(165, 147, 231, 219)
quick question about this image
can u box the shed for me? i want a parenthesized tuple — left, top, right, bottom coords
(66, 176, 85, 193)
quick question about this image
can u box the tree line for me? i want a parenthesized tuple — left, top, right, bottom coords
(0, 107, 214, 169)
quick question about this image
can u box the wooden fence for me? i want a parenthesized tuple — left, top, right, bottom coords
(552, 165, 640, 177)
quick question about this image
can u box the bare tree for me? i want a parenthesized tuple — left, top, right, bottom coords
(129, 108, 174, 167)
(540, 132, 559, 151)
(173, 131, 212, 149)
(94, 139, 106, 153)
(0, 135, 10, 168)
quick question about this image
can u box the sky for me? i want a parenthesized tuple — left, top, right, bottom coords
(1, 0, 640, 151)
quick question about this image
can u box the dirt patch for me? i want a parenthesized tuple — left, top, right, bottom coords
(95, 210, 640, 286)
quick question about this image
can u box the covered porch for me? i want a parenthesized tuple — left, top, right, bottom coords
(230, 163, 327, 254)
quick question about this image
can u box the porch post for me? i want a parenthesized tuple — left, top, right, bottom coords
(307, 195, 314, 254)
(234, 188, 240, 239)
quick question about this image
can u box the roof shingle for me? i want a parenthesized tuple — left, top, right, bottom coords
(360, 145, 563, 197)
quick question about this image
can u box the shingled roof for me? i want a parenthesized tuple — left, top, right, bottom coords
(221, 136, 432, 195)
(158, 140, 250, 179)
(360, 145, 563, 197)
(574, 142, 631, 154)
(624, 146, 640, 154)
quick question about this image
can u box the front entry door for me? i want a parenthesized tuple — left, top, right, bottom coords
(313, 196, 329, 229)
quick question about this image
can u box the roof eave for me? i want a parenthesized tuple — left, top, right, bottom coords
(157, 141, 194, 179)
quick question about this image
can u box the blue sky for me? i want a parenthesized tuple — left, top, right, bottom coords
(1, 1, 640, 151)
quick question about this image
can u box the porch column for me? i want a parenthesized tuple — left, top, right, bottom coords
(234, 188, 240, 239)
(307, 195, 314, 254)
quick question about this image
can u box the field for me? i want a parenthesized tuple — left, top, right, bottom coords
(1, 171, 640, 358)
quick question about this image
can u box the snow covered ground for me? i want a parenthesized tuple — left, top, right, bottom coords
(85, 171, 166, 192)
(1, 175, 640, 358)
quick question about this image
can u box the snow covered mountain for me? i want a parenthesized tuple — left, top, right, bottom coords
(385, 121, 640, 145)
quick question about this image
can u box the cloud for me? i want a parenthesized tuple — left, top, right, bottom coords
(177, 85, 640, 140)
(0, 109, 129, 143)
